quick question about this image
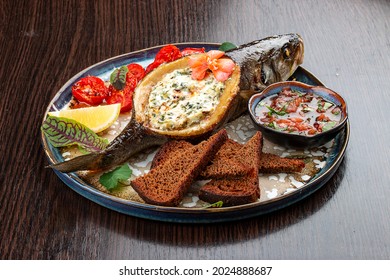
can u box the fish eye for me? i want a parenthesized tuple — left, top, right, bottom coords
(282, 44, 291, 59)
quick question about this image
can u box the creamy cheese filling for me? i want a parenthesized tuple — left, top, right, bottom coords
(147, 68, 225, 130)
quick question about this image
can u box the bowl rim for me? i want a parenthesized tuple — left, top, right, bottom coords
(247, 80, 348, 141)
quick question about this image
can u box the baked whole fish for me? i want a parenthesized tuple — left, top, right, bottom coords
(51, 34, 304, 172)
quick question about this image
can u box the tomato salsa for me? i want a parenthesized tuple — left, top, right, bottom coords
(255, 87, 342, 136)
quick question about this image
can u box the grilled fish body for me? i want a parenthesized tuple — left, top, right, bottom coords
(51, 34, 304, 172)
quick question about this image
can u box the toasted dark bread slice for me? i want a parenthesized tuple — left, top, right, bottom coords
(198, 176, 259, 207)
(151, 138, 252, 179)
(150, 140, 193, 170)
(131, 129, 228, 206)
(204, 138, 305, 175)
(199, 132, 262, 206)
(151, 134, 305, 180)
(259, 152, 305, 173)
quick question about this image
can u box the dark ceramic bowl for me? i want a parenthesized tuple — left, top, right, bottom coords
(248, 81, 348, 149)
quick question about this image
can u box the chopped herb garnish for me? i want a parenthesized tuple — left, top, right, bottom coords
(323, 102, 333, 110)
(267, 122, 276, 129)
(202, 201, 224, 209)
(266, 105, 287, 116)
(302, 106, 314, 113)
(321, 121, 337, 132)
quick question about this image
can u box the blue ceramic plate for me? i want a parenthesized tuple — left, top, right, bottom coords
(41, 43, 350, 223)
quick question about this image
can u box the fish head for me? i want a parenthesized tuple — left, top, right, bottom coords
(227, 33, 304, 93)
(256, 34, 304, 89)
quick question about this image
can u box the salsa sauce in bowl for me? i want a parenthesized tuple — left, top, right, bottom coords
(248, 81, 348, 148)
(255, 87, 342, 136)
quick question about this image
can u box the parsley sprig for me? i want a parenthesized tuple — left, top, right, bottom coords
(99, 164, 132, 191)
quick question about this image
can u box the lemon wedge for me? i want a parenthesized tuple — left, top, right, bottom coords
(48, 103, 121, 133)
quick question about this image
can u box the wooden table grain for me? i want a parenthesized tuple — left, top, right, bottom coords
(1, 0, 389, 260)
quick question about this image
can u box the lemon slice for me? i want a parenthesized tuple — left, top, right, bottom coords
(48, 103, 121, 133)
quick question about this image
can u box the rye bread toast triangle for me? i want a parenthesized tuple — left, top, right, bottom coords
(203, 138, 305, 175)
(151, 138, 252, 179)
(131, 129, 228, 207)
(151, 135, 305, 179)
(198, 131, 263, 206)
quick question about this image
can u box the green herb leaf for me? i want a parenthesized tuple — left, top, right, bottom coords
(41, 115, 108, 152)
(302, 106, 314, 113)
(323, 102, 333, 111)
(202, 201, 224, 209)
(267, 122, 276, 129)
(331, 107, 341, 115)
(99, 164, 132, 191)
(266, 105, 287, 116)
(110, 66, 128, 90)
(321, 121, 337, 132)
(219, 42, 237, 52)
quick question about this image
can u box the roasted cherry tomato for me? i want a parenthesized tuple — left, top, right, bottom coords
(106, 85, 133, 113)
(155, 44, 182, 62)
(72, 76, 108, 106)
(180, 47, 206, 56)
(106, 78, 137, 113)
(145, 61, 161, 74)
(146, 45, 182, 74)
(127, 63, 145, 82)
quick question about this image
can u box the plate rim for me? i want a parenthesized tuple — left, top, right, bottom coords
(41, 43, 350, 222)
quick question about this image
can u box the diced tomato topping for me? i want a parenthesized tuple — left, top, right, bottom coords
(316, 114, 330, 122)
(275, 119, 291, 124)
(275, 117, 312, 132)
(284, 97, 302, 113)
(288, 117, 304, 123)
(295, 122, 311, 131)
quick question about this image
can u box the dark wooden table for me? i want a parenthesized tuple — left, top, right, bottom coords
(1, 0, 389, 260)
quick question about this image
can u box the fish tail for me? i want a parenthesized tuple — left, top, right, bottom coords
(49, 153, 104, 172)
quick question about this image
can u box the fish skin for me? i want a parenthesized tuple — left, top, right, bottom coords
(50, 34, 304, 173)
(226, 33, 304, 97)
